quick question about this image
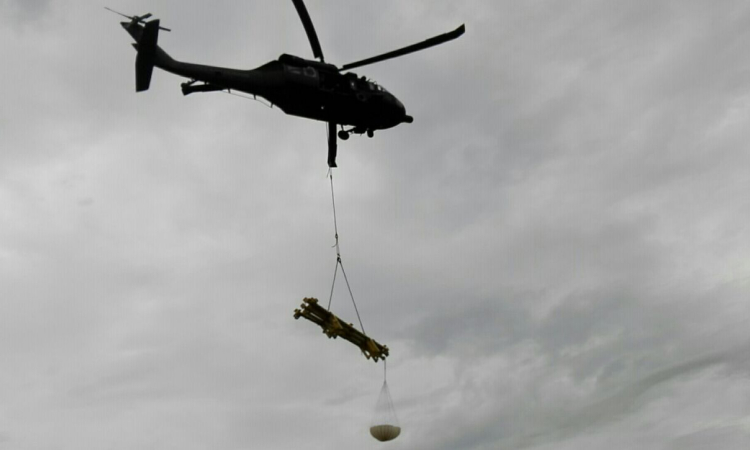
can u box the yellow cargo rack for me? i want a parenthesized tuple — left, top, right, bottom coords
(294, 297, 389, 362)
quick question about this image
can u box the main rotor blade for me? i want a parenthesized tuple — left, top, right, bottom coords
(291, 0, 325, 62)
(340, 24, 465, 71)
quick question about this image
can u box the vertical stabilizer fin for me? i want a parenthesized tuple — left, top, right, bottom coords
(134, 20, 160, 92)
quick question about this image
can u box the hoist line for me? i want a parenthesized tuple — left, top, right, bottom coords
(339, 259, 366, 335)
(326, 171, 366, 335)
(329, 169, 341, 257)
(327, 257, 339, 311)
(327, 167, 340, 311)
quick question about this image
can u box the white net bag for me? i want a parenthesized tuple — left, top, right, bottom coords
(370, 380, 401, 442)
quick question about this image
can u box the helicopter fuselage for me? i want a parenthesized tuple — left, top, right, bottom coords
(124, 22, 413, 132)
(113, 2, 464, 168)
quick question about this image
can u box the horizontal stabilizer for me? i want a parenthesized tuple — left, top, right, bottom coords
(181, 82, 225, 95)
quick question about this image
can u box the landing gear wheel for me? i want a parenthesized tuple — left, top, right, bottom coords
(367, 130, 374, 138)
(338, 130, 350, 140)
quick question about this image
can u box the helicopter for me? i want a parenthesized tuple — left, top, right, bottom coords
(108, 1, 465, 167)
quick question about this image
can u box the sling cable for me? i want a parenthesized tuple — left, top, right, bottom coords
(294, 170, 388, 361)
(293, 170, 400, 442)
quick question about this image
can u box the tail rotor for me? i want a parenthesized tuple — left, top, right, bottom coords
(104, 7, 171, 32)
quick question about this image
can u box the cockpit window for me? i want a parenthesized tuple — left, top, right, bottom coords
(370, 82, 388, 93)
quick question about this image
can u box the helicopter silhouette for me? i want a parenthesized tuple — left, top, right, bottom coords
(108, 2, 465, 167)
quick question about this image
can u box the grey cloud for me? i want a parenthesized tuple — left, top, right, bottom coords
(2, 1, 750, 449)
(1, 0, 50, 22)
(668, 425, 750, 450)
(414, 349, 744, 450)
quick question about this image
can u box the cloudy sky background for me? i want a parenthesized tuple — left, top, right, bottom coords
(1, 0, 750, 448)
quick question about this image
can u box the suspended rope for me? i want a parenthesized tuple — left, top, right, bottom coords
(292, 172, 399, 441)
(292, 171, 389, 363)
(326, 167, 340, 311)
(327, 258, 339, 311)
(327, 171, 366, 335)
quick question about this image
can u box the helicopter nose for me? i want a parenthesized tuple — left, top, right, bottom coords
(392, 97, 413, 124)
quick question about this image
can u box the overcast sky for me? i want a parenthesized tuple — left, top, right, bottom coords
(1, 0, 750, 449)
